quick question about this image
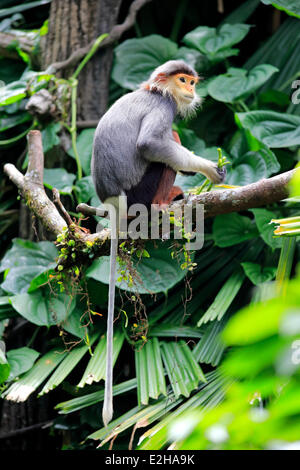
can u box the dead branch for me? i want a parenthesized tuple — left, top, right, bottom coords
(49, 0, 153, 73)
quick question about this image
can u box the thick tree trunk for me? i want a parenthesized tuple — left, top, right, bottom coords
(42, 0, 123, 120)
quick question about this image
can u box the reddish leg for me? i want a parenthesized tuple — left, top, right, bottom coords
(152, 131, 184, 206)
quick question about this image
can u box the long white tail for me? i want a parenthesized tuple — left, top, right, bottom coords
(102, 208, 119, 427)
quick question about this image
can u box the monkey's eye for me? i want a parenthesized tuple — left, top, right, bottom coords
(179, 77, 186, 83)
(190, 80, 195, 85)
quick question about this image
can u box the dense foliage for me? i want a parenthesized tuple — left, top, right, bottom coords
(0, 0, 300, 450)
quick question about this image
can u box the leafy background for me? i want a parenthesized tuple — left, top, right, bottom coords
(0, 0, 300, 450)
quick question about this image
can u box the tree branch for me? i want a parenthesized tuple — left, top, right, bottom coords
(4, 130, 297, 268)
(0, 31, 34, 61)
(49, 0, 152, 73)
(184, 170, 295, 219)
(77, 170, 296, 221)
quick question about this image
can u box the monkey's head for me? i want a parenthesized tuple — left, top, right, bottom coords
(141, 60, 202, 118)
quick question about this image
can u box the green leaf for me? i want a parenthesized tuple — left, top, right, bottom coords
(197, 269, 245, 326)
(86, 241, 192, 294)
(223, 298, 285, 345)
(221, 0, 260, 24)
(175, 47, 209, 71)
(0, 343, 10, 384)
(260, 0, 300, 18)
(160, 341, 206, 399)
(39, 336, 98, 396)
(227, 147, 280, 185)
(182, 24, 251, 62)
(213, 213, 259, 247)
(193, 320, 226, 366)
(7, 347, 39, 381)
(207, 65, 278, 103)
(2, 348, 67, 402)
(55, 378, 137, 414)
(0, 239, 57, 294)
(67, 128, 95, 176)
(235, 111, 300, 148)
(227, 152, 267, 185)
(77, 330, 124, 387)
(74, 175, 97, 203)
(42, 122, 61, 153)
(44, 168, 76, 195)
(251, 208, 283, 250)
(112, 35, 178, 90)
(0, 296, 16, 321)
(241, 262, 276, 285)
(10, 290, 74, 327)
(0, 80, 27, 106)
(0, 112, 31, 132)
(135, 338, 167, 406)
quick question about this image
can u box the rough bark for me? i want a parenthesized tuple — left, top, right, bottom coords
(42, 0, 123, 120)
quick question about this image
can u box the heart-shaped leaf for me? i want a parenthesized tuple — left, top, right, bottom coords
(182, 24, 251, 62)
(44, 168, 76, 195)
(0, 239, 57, 294)
(207, 64, 278, 103)
(241, 261, 276, 285)
(7, 347, 39, 381)
(213, 213, 259, 247)
(227, 147, 280, 185)
(86, 241, 192, 294)
(112, 35, 178, 90)
(10, 290, 75, 326)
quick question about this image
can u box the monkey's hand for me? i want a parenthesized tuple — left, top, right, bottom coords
(204, 162, 227, 184)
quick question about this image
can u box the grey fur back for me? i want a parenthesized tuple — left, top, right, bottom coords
(91, 89, 176, 202)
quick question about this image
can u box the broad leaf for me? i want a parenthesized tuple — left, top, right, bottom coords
(44, 168, 76, 195)
(241, 262, 276, 285)
(213, 213, 259, 247)
(251, 208, 283, 250)
(0, 344, 10, 384)
(235, 111, 300, 148)
(7, 347, 39, 381)
(0, 80, 27, 106)
(0, 112, 31, 132)
(10, 290, 75, 326)
(207, 65, 278, 103)
(112, 35, 178, 90)
(175, 47, 209, 71)
(86, 241, 192, 294)
(74, 175, 97, 203)
(227, 148, 280, 185)
(42, 122, 61, 153)
(261, 0, 300, 18)
(0, 239, 57, 294)
(67, 128, 95, 176)
(182, 24, 251, 62)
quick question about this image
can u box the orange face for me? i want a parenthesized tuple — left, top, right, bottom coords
(172, 73, 198, 100)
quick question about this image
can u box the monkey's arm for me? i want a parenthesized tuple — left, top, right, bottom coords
(136, 111, 224, 183)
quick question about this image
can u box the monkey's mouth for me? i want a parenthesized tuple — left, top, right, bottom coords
(183, 94, 194, 101)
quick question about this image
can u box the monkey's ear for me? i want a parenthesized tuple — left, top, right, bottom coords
(155, 72, 167, 82)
